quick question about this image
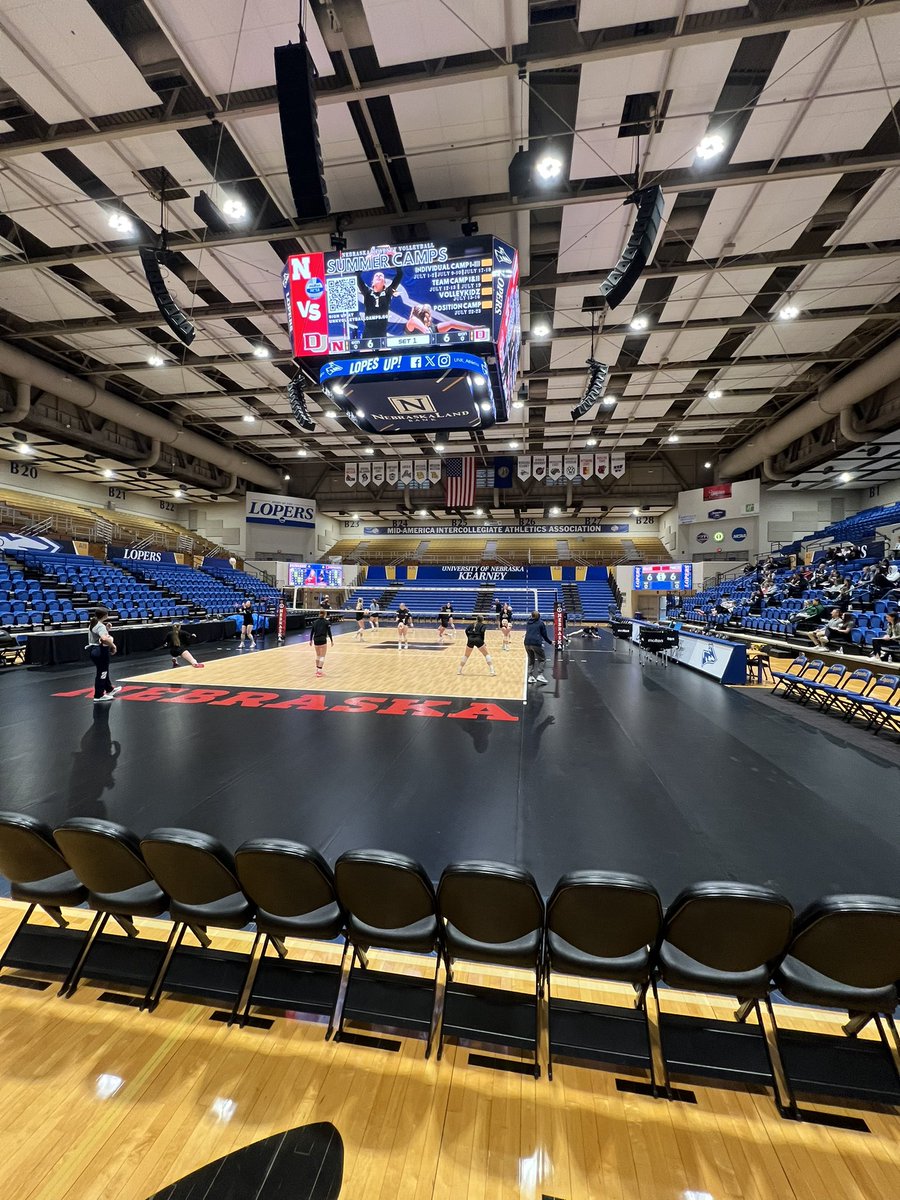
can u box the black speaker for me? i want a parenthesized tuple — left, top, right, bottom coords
(288, 374, 316, 432)
(599, 186, 665, 310)
(138, 247, 195, 346)
(193, 190, 230, 233)
(275, 35, 330, 221)
(571, 359, 609, 421)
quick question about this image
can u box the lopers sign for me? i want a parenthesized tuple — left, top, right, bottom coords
(245, 492, 316, 529)
(108, 545, 177, 564)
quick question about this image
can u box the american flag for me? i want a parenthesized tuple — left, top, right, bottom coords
(443, 456, 476, 507)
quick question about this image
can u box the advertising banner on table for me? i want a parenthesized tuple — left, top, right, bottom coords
(399, 460, 413, 485)
(428, 458, 442, 484)
(579, 454, 594, 479)
(595, 453, 609, 479)
(344, 462, 357, 487)
(532, 454, 547, 480)
(563, 454, 579, 481)
(358, 463, 371, 487)
(245, 492, 316, 528)
(385, 460, 399, 486)
(372, 461, 385, 487)
(517, 455, 532, 482)
(611, 451, 626, 479)
(547, 454, 563, 481)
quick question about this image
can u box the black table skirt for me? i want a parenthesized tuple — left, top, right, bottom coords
(25, 619, 236, 666)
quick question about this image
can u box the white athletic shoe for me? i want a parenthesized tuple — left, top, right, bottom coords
(457, 667, 463, 675)
(110, 686, 122, 695)
(489, 668, 496, 676)
(95, 693, 115, 702)
(527, 675, 536, 683)
(535, 674, 548, 684)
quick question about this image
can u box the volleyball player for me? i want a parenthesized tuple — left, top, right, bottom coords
(239, 598, 255, 649)
(354, 598, 366, 641)
(458, 614, 495, 676)
(165, 622, 204, 669)
(370, 599, 380, 631)
(500, 605, 513, 652)
(437, 603, 451, 642)
(309, 609, 333, 678)
(397, 605, 413, 650)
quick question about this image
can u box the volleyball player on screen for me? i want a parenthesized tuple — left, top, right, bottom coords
(404, 301, 481, 340)
(356, 267, 404, 341)
(309, 609, 333, 678)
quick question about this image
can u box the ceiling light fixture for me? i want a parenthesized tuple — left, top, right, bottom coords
(839, 471, 854, 483)
(508, 440, 519, 449)
(632, 508, 640, 517)
(107, 211, 134, 234)
(778, 304, 799, 321)
(147, 354, 164, 367)
(704, 460, 712, 469)
(512, 398, 524, 410)
(696, 133, 725, 160)
(629, 315, 648, 331)
(18, 443, 33, 455)
(417, 509, 428, 517)
(531, 322, 550, 338)
(103, 469, 115, 479)
(667, 432, 679, 443)
(475, 508, 484, 517)
(242, 412, 255, 423)
(707, 389, 723, 400)
(586, 437, 597, 447)
(535, 153, 563, 181)
(364, 447, 374, 455)
(173, 489, 184, 499)
(550, 506, 561, 516)
(283, 473, 291, 481)
(435, 443, 445, 452)
(350, 513, 359, 520)
(603, 394, 617, 406)
(252, 345, 270, 359)
(297, 448, 307, 457)
(221, 196, 247, 220)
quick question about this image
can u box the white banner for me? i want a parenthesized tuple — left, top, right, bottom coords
(414, 460, 428, 484)
(579, 454, 594, 480)
(358, 463, 371, 487)
(517, 455, 532, 482)
(532, 454, 547, 480)
(564, 453, 579, 480)
(385, 460, 399, 486)
(399, 460, 414, 485)
(547, 454, 563, 481)
(595, 453, 609, 479)
(344, 462, 358, 488)
(371, 461, 385, 487)
(611, 451, 626, 479)
(428, 458, 442, 484)
(245, 491, 315, 528)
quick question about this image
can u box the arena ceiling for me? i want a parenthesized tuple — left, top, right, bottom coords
(1, 0, 900, 509)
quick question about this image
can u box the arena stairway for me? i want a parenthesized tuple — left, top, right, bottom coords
(562, 582, 582, 617)
(575, 577, 616, 619)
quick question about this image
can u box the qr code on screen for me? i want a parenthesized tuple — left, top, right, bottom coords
(326, 276, 358, 315)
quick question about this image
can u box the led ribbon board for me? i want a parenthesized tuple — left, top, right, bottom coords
(320, 352, 494, 433)
(283, 235, 520, 423)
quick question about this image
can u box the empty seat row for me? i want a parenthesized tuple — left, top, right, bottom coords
(0, 813, 897, 1117)
(771, 656, 900, 737)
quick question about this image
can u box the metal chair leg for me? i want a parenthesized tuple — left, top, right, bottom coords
(270, 936, 287, 958)
(436, 954, 452, 1061)
(644, 979, 671, 1098)
(875, 1013, 900, 1086)
(424, 952, 443, 1059)
(757, 997, 799, 1119)
(59, 910, 109, 997)
(113, 915, 139, 938)
(326, 939, 351, 1041)
(735, 997, 755, 1023)
(546, 962, 554, 1082)
(187, 924, 210, 949)
(332, 945, 359, 1043)
(43, 905, 68, 929)
(843, 1011, 874, 1037)
(231, 932, 264, 1026)
(142, 922, 186, 1011)
(533, 964, 542, 1078)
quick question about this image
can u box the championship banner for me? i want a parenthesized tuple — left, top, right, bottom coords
(358, 462, 372, 487)
(428, 458, 442, 484)
(399, 460, 414, 485)
(414, 460, 428, 484)
(345, 462, 358, 487)
(579, 454, 594, 480)
(372, 461, 385, 487)
(611, 451, 626, 479)
(385, 460, 399, 485)
(564, 454, 579, 481)
(547, 454, 563, 481)
(595, 452, 609, 479)
(532, 454, 547, 480)
(517, 455, 532, 482)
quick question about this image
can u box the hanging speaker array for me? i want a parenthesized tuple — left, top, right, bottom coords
(138, 247, 195, 346)
(274, 35, 330, 221)
(288, 374, 316, 432)
(571, 359, 610, 421)
(599, 186, 664, 310)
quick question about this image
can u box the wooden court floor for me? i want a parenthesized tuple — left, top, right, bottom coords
(0, 904, 897, 1200)
(124, 627, 527, 703)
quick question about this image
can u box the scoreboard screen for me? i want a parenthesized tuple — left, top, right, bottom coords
(632, 563, 693, 591)
(288, 563, 344, 588)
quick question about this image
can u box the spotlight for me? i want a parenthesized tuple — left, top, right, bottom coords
(364, 447, 374, 455)
(571, 358, 610, 421)
(704, 460, 712, 469)
(535, 153, 563, 181)
(632, 508, 640, 517)
(417, 509, 428, 517)
(287, 374, 316, 432)
(242, 412, 255, 423)
(707, 389, 723, 400)
(221, 196, 247, 220)
(586, 437, 597, 446)
(513, 384, 527, 411)
(147, 354, 164, 367)
(667, 433, 679, 443)
(252, 345, 270, 359)
(107, 211, 134, 234)
(531, 322, 550, 338)
(508, 441, 519, 449)
(778, 304, 799, 321)
(479, 400, 491, 413)
(629, 315, 648, 331)
(696, 133, 725, 160)
(839, 471, 854, 483)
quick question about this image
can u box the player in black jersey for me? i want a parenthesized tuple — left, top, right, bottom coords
(437, 604, 452, 643)
(397, 605, 413, 650)
(356, 268, 404, 341)
(309, 609, 333, 677)
(458, 614, 495, 676)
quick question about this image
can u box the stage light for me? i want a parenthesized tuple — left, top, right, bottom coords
(707, 389, 723, 400)
(586, 437, 598, 446)
(475, 508, 484, 517)
(667, 432, 679, 443)
(221, 196, 247, 220)
(696, 133, 725, 160)
(107, 211, 133, 234)
(242, 412, 255, 423)
(704, 460, 712, 469)
(508, 440, 519, 449)
(531, 322, 550, 338)
(839, 471, 854, 483)
(570, 359, 609, 421)
(147, 354, 164, 367)
(364, 447, 374, 455)
(535, 153, 563, 182)
(479, 400, 491, 412)
(103, 469, 115, 479)
(629, 315, 648, 331)
(778, 304, 799, 321)
(252, 345, 270, 359)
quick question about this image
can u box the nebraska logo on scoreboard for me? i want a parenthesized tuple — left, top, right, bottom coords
(285, 253, 329, 354)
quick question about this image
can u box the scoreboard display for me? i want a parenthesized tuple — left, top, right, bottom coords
(632, 563, 693, 591)
(288, 562, 343, 588)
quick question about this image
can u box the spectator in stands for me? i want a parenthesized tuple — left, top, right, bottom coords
(239, 598, 256, 649)
(893, 538, 900, 561)
(458, 614, 495, 677)
(228, 556, 237, 570)
(165, 622, 205, 669)
(747, 588, 763, 615)
(524, 610, 552, 685)
(812, 608, 855, 649)
(870, 561, 898, 599)
(784, 573, 808, 599)
(821, 571, 844, 599)
(309, 609, 333, 677)
(833, 581, 853, 611)
(87, 609, 119, 702)
(870, 612, 900, 660)
(791, 597, 825, 634)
